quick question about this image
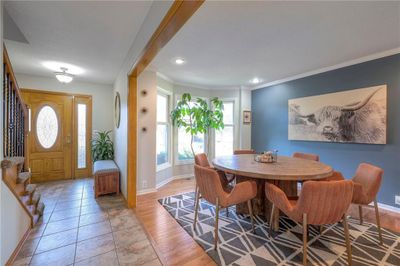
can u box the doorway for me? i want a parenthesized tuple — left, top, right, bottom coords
(21, 89, 92, 182)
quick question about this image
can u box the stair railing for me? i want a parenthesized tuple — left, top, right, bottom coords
(3, 44, 28, 161)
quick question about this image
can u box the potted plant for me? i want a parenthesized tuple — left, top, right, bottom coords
(171, 93, 224, 158)
(91, 130, 114, 162)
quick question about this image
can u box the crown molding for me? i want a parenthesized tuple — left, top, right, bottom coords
(251, 47, 400, 91)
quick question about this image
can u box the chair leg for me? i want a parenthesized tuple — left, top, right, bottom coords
(319, 225, 323, 234)
(374, 199, 383, 245)
(358, 205, 363, 225)
(303, 213, 308, 266)
(343, 214, 352, 266)
(193, 187, 200, 231)
(226, 206, 229, 217)
(247, 200, 255, 233)
(269, 204, 275, 237)
(194, 184, 198, 206)
(214, 197, 220, 250)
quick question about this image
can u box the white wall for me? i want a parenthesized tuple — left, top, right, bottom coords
(113, 1, 173, 197)
(137, 71, 157, 192)
(15, 73, 114, 132)
(1, 185, 31, 265)
(1, 5, 32, 264)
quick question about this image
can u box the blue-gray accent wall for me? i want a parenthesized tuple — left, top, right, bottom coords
(251, 54, 400, 207)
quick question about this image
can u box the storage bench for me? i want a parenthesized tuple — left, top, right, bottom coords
(93, 160, 120, 198)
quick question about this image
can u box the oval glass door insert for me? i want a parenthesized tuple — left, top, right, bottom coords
(36, 105, 59, 148)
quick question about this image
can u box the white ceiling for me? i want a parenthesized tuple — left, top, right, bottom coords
(4, 1, 153, 85)
(151, 1, 400, 89)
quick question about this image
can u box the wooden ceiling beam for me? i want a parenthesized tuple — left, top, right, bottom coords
(127, 0, 204, 208)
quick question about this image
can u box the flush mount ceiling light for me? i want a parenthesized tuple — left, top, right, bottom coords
(42, 61, 85, 75)
(55, 67, 74, 83)
(174, 57, 185, 65)
(250, 77, 262, 84)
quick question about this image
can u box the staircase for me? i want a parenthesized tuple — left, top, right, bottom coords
(1, 157, 45, 226)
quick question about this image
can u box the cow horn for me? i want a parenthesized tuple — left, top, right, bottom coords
(289, 104, 313, 117)
(341, 88, 382, 111)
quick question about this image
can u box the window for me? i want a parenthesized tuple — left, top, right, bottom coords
(36, 105, 58, 149)
(215, 101, 234, 156)
(156, 93, 170, 169)
(77, 104, 87, 169)
(176, 99, 205, 162)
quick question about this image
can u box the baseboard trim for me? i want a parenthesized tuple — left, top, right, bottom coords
(137, 174, 194, 195)
(373, 202, 400, 213)
(156, 174, 194, 190)
(5, 227, 31, 266)
(137, 188, 158, 195)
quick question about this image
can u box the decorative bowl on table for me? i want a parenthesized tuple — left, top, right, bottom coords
(254, 151, 276, 163)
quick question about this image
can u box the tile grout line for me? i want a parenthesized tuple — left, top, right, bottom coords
(73, 182, 85, 264)
(17, 179, 143, 265)
(109, 217, 121, 266)
(28, 185, 60, 265)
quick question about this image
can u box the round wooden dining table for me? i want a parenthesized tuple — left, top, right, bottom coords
(212, 154, 333, 230)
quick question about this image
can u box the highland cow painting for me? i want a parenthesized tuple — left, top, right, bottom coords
(288, 85, 387, 144)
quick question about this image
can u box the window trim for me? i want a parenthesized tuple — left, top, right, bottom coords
(214, 99, 235, 157)
(174, 94, 209, 166)
(156, 88, 172, 172)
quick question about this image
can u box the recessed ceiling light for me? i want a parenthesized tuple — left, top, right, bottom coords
(55, 67, 74, 83)
(174, 58, 185, 65)
(250, 77, 261, 84)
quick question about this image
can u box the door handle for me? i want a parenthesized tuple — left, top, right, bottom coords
(66, 135, 71, 144)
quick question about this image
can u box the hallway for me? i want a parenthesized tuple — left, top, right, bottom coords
(13, 178, 161, 266)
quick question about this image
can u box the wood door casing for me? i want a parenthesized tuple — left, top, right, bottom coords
(23, 91, 73, 182)
(22, 90, 93, 182)
(73, 96, 92, 178)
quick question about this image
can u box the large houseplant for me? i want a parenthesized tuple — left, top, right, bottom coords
(171, 93, 224, 158)
(91, 130, 114, 162)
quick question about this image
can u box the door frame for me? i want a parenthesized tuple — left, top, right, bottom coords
(126, 0, 204, 208)
(21, 88, 93, 179)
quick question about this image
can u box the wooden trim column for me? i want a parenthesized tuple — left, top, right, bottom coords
(126, 0, 204, 208)
(127, 75, 138, 208)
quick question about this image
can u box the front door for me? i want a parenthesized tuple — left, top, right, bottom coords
(23, 91, 73, 182)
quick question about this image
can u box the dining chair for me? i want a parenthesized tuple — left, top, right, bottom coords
(293, 152, 340, 182)
(194, 153, 235, 185)
(194, 165, 257, 249)
(265, 180, 354, 266)
(234, 149, 256, 155)
(292, 152, 320, 161)
(328, 163, 384, 245)
(194, 153, 235, 215)
(292, 152, 320, 194)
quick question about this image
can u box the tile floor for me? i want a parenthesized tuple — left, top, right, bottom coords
(13, 178, 161, 266)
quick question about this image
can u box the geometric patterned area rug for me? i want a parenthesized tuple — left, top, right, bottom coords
(158, 192, 400, 266)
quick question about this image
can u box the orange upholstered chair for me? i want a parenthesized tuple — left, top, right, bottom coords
(330, 163, 384, 244)
(293, 152, 320, 161)
(265, 180, 354, 266)
(194, 153, 235, 213)
(234, 149, 256, 155)
(293, 152, 341, 182)
(194, 153, 210, 167)
(194, 153, 235, 185)
(194, 165, 257, 249)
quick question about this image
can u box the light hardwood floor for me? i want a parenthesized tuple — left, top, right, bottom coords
(136, 177, 400, 266)
(135, 178, 215, 266)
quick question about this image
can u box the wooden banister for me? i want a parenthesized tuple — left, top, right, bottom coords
(3, 44, 28, 164)
(2, 45, 36, 227)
